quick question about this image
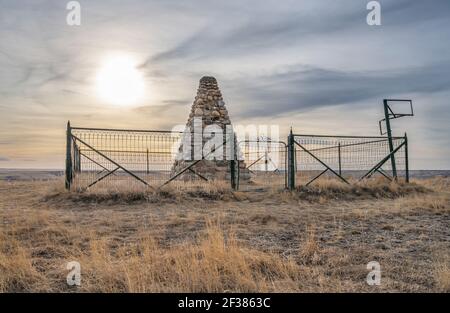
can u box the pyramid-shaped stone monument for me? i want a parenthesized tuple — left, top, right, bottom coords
(171, 76, 249, 181)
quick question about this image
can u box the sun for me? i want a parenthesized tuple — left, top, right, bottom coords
(96, 54, 145, 106)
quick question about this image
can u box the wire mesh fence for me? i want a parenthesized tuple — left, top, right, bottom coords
(65, 123, 409, 192)
(236, 140, 287, 190)
(69, 127, 188, 191)
(292, 134, 408, 186)
(67, 124, 245, 191)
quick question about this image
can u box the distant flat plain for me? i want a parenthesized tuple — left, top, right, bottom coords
(1, 168, 449, 182)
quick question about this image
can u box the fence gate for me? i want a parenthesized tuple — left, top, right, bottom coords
(236, 140, 287, 191)
(288, 133, 409, 188)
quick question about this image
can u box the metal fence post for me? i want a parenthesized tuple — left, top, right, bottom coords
(65, 121, 73, 190)
(230, 159, 237, 190)
(287, 129, 296, 190)
(72, 145, 77, 173)
(384, 99, 398, 180)
(75, 144, 81, 173)
(228, 130, 237, 190)
(146, 148, 149, 174)
(78, 146, 81, 173)
(73, 145, 79, 173)
(264, 151, 268, 172)
(338, 142, 342, 176)
(76, 146, 80, 173)
(404, 132, 409, 183)
(284, 144, 288, 189)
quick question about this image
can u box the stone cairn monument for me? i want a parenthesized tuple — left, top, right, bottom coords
(171, 76, 249, 181)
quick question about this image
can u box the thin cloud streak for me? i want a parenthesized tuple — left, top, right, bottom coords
(0, 0, 449, 169)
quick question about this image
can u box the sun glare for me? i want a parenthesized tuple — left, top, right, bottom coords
(96, 54, 145, 106)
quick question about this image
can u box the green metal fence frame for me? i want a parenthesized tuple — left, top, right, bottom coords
(65, 123, 410, 192)
(379, 99, 414, 180)
(287, 131, 410, 189)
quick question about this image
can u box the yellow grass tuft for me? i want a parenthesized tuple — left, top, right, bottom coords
(433, 254, 450, 292)
(299, 226, 321, 265)
(0, 235, 48, 292)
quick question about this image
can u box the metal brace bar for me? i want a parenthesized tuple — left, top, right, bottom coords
(306, 169, 329, 186)
(294, 141, 349, 185)
(360, 142, 405, 181)
(246, 154, 265, 170)
(188, 168, 208, 181)
(379, 167, 393, 179)
(160, 138, 229, 187)
(79, 152, 117, 176)
(72, 134, 153, 189)
(359, 140, 406, 181)
(96, 169, 106, 176)
(267, 156, 280, 173)
(87, 167, 120, 189)
(246, 153, 280, 173)
(374, 168, 393, 181)
(162, 159, 204, 187)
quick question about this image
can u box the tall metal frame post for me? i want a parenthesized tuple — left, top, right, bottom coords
(383, 99, 398, 180)
(404, 133, 409, 183)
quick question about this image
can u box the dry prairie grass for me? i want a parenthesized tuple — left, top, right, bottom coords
(76, 222, 303, 292)
(45, 179, 233, 203)
(0, 214, 302, 292)
(433, 253, 450, 292)
(0, 176, 449, 292)
(294, 177, 430, 201)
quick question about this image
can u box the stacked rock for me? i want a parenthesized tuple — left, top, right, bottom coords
(171, 76, 249, 181)
(188, 76, 229, 129)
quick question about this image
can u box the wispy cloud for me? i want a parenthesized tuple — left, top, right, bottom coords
(222, 61, 450, 118)
(0, 0, 449, 169)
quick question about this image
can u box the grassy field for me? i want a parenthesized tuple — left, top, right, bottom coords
(0, 176, 449, 292)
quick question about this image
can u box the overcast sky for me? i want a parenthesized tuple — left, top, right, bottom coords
(0, 0, 449, 169)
